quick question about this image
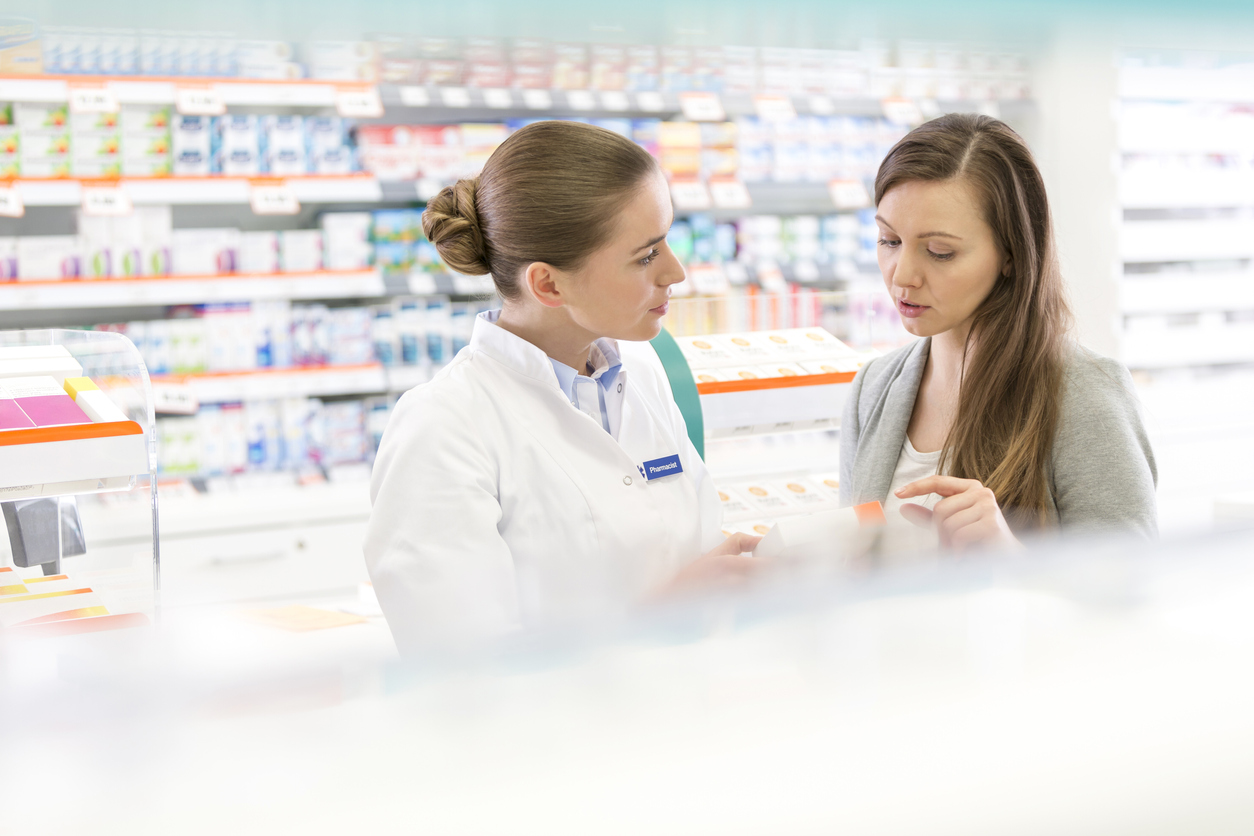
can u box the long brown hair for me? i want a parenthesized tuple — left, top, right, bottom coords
(421, 120, 660, 299)
(875, 113, 1073, 526)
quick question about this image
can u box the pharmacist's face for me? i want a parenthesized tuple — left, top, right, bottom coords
(560, 171, 687, 341)
(875, 179, 1007, 339)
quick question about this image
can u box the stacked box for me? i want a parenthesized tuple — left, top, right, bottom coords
(321, 212, 373, 270)
(15, 104, 71, 178)
(305, 116, 355, 174)
(0, 103, 17, 176)
(121, 104, 172, 176)
(216, 115, 261, 176)
(71, 110, 122, 178)
(172, 114, 212, 176)
(263, 115, 306, 175)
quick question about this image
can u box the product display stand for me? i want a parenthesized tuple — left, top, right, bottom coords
(0, 329, 159, 636)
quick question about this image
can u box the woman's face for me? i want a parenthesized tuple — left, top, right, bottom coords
(558, 171, 687, 342)
(875, 179, 1007, 339)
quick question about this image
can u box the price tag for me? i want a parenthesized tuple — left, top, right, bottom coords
(636, 91, 666, 112)
(600, 91, 630, 111)
(753, 95, 797, 122)
(483, 88, 513, 108)
(69, 85, 120, 114)
(829, 179, 870, 210)
(250, 182, 300, 215)
(723, 261, 750, 285)
(399, 86, 430, 107)
(415, 178, 444, 200)
(808, 95, 835, 115)
(881, 97, 924, 126)
(176, 86, 226, 116)
(709, 177, 752, 209)
(566, 90, 596, 110)
(440, 87, 472, 108)
(793, 260, 821, 283)
(756, 261, 788, 293)
(0, 186, 24, 218)
(152, 383, 199, 416)
(679, 91, 725, 122)
(688, 264, 730, 295)
(408, 273, 438, 295)
(670, 178, 711, 211)
(81, 184, 132, 216)
(523, 89, 553, 109)
(335, 87, 384, 118)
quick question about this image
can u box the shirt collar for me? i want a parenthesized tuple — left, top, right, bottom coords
(471, 309, 624, 393)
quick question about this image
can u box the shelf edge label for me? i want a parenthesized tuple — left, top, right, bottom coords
(679, 92, 725, 122)
(0, 186, 24, 218)
(68, 85, 120, 114)
(175, 86, 226, 116)
(335, 87, 384, 118)
(81, 183, 133, 216)
(249, 181, 300, 215)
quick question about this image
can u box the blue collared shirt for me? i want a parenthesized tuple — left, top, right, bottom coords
(549, 339, 625, 440)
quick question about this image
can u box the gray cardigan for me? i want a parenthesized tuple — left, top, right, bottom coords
(839, 338, 1158, 537)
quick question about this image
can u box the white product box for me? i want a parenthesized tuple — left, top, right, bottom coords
(305, 117, 347, 153)
(218, 115, 261, 151)
(731, 482, 798, 514)
(263, 115, 305, 150)
(691, 368, 735, 384)
(752, 502, 885, 561)
(265, 146, 307, 176)
(321, 212, 373, 270)
(716, 487, 754, 517)
(171, 228, 240, 276)
(799, 358, 863, 375)
(756, 362, 809, 378)
(14, 104, 69, 131)
(21, 133, 73, 159)
(172, 115, 213, 176)
(768, 478, 832, 508)
(310, 146, 355, 175)
(78, 213, 113, 279)
(675, 335, 737, 367)
(239, 231, 280, 274)
(0, 357, 85, 386)
(16, 236, 82, 281)
(280, 230, 324, 273)
(219, 146, 261, 176)
(0, 345, 75, 361)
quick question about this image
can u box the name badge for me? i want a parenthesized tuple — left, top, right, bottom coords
(639, 454, 684, 482)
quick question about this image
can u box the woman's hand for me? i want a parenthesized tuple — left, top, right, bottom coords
(895, 475, 1022, 552)
(654, 532, 764, 599)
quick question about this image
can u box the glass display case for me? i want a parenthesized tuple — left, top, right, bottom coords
(0, 329, 159, 636)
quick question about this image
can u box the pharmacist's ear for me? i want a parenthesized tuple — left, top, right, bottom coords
(522, 262, 565, 308)
(1002, 253, 1013, 278)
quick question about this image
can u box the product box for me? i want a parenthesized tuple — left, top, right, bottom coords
(0, 238, 17, 280)
(769, 478, 832, 508)
(321, 212, 373, 270)
(0, 360, 88, 394)
(263, 115, 307, 174)
(310, 146, 355, 175)
(63, 376, 128, 423)
(0, 383, 36, 430)
(279, 230, 323, 273)
(0, 18, 42, 75)
(77, 213, 113, 279)
(305, 41, 379, 82)
(171, 228, 239, 275)
(121, 104, 171, 176)
(234, 40, 302, 80)
(16, 236, 81, 280)
(732, 482, 798, 514)
(172, 115, 213, 176)
(0, 376, 89, 421)
(238, 231, 280, 274)
(752, 501, 886, 561)
(716, 487, 754, 518)
(305, 116, 348, 153)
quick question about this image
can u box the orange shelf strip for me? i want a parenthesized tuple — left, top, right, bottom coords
(0, 420, 143, 448)
(695, 371, 856, 396)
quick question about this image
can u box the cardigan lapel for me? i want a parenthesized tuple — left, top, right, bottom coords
(852, 338, 931, 503)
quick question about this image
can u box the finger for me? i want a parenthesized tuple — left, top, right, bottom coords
(898, 502, 934, 529)
(895, 475, 981, 500)
(931, 488, 982, 531)
(938, 505, 986, 549)
(711, 532, 763, 557)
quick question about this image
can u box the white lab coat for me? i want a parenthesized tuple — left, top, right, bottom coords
(364, 312, 723, 651)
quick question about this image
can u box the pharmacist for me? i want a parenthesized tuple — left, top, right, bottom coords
(841, 113, 1157, 553)
(364, 121, 757, 652)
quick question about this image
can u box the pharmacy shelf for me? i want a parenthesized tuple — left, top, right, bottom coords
(1120, 219, 1254, 263)
(0, 269, 385, 310)
(1123, 320, 1254, 369)
(1120, 273, 1254, 315)
(1119, 65, 1254, 104)
(1120, 169, 1254, 209)
(0, 74, 376, 107)
(152, 363, 390, 403)
(9, 174, 383, 206)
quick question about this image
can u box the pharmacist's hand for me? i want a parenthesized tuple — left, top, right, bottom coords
(655, 533, 763, 599)
(896, 476, 1022, 552)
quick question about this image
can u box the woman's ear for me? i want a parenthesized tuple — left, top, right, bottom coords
(522, 262, 566, 308)
(1002, 254, 1013, 277)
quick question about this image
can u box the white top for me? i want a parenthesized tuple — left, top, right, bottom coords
(364, 310, 724, 652)
(547, 332, 625, 440)
(880, 435, 943, 558)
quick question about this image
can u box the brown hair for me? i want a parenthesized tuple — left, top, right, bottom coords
(421, 120, 661, 299)
(875, 113, 1073, 526)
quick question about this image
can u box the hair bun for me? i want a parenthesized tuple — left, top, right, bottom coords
(421, 177, 492, 276)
